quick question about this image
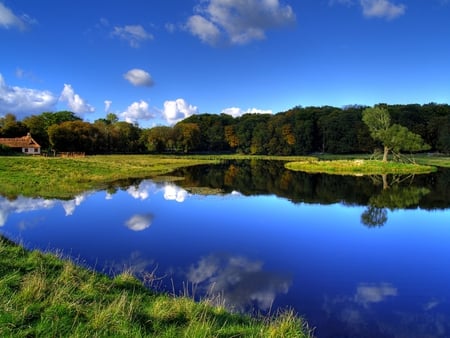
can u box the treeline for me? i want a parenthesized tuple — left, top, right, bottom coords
(1, 103, 449, 155)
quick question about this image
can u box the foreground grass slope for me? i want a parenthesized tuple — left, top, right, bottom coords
(0, 236, 311, 338)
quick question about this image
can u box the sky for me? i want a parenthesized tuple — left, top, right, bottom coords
(1, 0, 449, 127)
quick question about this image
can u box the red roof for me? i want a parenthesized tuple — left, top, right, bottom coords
(0, 133, 41, 149)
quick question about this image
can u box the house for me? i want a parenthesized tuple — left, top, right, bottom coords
(0, 133, 41, 155)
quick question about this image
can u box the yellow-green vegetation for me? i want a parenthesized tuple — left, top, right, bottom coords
(285, 159, 436, 175)
(414, 154, 450, 168)
(0, 236, 312, 338)
(1, 154, 448, 198)
(0, 155, 219, 199)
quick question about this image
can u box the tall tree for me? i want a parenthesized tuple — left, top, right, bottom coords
(0, 113, 28, 137)
(362, 107, 430, 161)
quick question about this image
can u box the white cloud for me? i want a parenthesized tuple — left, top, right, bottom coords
(61, 194, 87, 216)
(355, 283, 397, 304)
(121, 100, 154, 124)
(360, 0, 406, 19)
(165, 22, 176, 33)
(59, 84, 95, 115)
(186, 15, 221, 45)
(221, 107, 273, 118)
(162, 98, 199, 124)
(187, 0, 295, 45)
(187, 254, 291, 311)
(331, 0, 406, 19)
(125, 214, 154, 231)
(123, 69, 154, 87)
(126, 180, 158, 200)
(0, 2, 28, 30)
(104, 100, 112, 112)
(0, 195, 56, 227)
(0, 74, 57, 117)
(112, 24, 153, 48)
(163, 184, 189, 203)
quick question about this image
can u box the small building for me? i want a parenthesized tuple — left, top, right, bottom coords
(0, 133, 41, 155)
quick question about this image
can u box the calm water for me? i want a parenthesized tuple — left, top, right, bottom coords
(1, 161, 449, 337)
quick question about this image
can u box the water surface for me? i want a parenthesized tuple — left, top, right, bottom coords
(1, 161, 449, 337)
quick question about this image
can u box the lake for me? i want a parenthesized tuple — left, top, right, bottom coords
(1, 160, 449, 337)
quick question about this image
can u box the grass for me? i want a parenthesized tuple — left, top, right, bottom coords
(284, 158, 436, 175)
(0, 155, 221, 199)
(413, 154, 450, 168)
(1, 153, 448, 198)
(0, 236, 312, 338)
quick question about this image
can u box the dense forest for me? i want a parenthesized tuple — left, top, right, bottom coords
(1, 103, 449, 155)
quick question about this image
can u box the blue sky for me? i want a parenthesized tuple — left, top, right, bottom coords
(1, 0, 449, 127)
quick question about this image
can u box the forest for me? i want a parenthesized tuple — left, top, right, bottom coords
(1, 103, 449, 155)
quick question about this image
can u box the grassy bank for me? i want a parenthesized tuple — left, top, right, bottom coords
(0, 155, 219, 199)
(1, 154, 448, 198)
(285, 159, 436, 175)
(0, 236, 311, 337)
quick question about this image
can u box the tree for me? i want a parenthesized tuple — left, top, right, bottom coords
(0, 113, 28, 137)
(173, 123, 200, 153)
(48, 120, 101, 153)
(362, 107, 430, 162)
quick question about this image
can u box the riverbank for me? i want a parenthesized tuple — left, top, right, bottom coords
(0, 154, 448, 199)
(0, 235, 311, 337)
(0, 155, 219, 199)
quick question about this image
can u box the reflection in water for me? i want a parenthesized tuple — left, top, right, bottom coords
(61, 193, 89, 215)
(0, 196, 56, 226)
(163, 184, 189, 202)
(171, 161, 450, 210)
(187, 254, 291, 312)
(1, 162, 450, 338)
(361, 174, 430, 227)
(125, 214, 154, 231)
(323, 282, 450, 338)
(355, 283, 397, 305)
(125, 180, 190, 203)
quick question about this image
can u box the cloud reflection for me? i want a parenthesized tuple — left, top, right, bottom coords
(0, 192, 94, 226)
(125, 181, 190, 203)
(0, 196, 56, 226)
(163, 184, 189, 202)
(355, 282, 397, 305)
(125, 213, 154, 231)
(61, 193, 88, 216)
(187, 254, 291, 312)
(127, 181, 157, 200)
(321, 282, 450, 337)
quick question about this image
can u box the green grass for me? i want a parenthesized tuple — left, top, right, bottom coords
(285, 159, 436, 175)
(0, 236, 312, 338)
(413, 154, 450, 168)
(0, 155, 220, 199)
(1, 154, 448, 198)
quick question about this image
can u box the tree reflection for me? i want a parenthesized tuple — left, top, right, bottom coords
(361, 174, 430, 227)
(361, 206, 388, 227)
(169, 161, 448, 223)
